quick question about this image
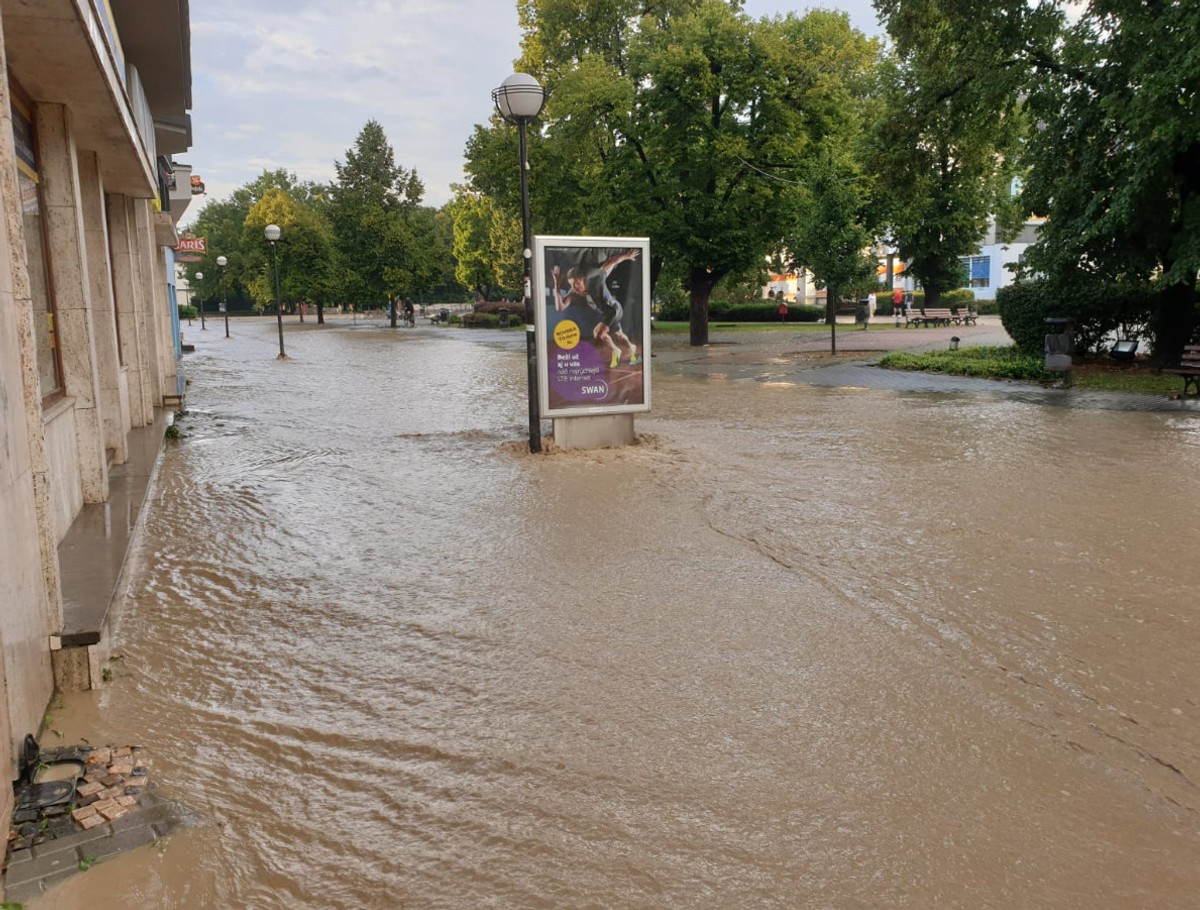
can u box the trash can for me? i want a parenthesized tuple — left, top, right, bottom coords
(1045, 317, 1074, 380)
(498, 308, 510, 328)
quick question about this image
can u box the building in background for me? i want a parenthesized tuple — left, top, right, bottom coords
(0, 0, 193, 820)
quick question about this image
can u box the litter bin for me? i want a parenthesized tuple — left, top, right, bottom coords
(498, 308, 510, 328)
(1045, 317, 1074, 382)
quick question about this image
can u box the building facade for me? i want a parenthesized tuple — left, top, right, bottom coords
(0, 0, 192, 813)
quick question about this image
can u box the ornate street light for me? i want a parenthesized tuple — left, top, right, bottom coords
(265, 224, 285, 359)
(217, 255, 229, 338)
(195, 272, 205, 330)
(492, 72, 547, 454)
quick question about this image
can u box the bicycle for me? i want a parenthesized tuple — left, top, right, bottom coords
(401, 310, 415, 328)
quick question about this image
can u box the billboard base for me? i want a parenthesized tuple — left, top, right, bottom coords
(553, 414, 635, 450)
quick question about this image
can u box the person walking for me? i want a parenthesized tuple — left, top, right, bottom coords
(778, 299, 789, 323)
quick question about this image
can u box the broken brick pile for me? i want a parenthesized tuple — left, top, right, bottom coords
(69, 745, 149, 830)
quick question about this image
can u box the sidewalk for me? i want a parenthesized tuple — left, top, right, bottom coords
(651, 317, 1200, 413)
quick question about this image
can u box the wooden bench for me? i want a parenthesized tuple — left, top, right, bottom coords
(1165, 345, 1200, 397)
(902, 310, 924, 328)
(919, 308, 954, 327)
(955, 310, 978, 325)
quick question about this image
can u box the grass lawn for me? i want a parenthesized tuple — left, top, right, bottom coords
(652, 320, 845, 334)
(881, 345, 1182, 395)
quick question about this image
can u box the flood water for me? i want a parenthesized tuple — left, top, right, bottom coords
(40, 319, 1200, 909)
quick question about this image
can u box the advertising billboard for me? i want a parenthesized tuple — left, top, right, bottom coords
(534, 236, 651, 418)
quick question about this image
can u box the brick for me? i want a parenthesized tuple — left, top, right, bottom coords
(97, 786, 124, 800)
(113, 746, 133, 758)
(100, 774, 123, 787)
(99, 805, 128, 822)
(86, 748, 112, 765)
(116, 795, 137, 807)
(77, 781, 104, 797)
(71, 805, 99, 822)
(77, 813, 106, 830)
(109, 761, 134, 776)
(90, 798, 118, 813)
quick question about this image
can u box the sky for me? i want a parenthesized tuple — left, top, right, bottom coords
(180, 0, 883, 226)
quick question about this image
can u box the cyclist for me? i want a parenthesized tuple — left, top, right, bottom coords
(402, 297, 415, 327)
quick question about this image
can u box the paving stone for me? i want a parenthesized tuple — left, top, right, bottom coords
(109, 761, 134, 776)
(100, 774, 123, 787)
(77, 781, 104, 797)
(88, 824, 157, 860)
(97, 786, 124, 800)
(71, 805, 98, 822)
(99, 805, 128, 822)
(5, 848, 32, 866)
(113, 747, 133, 758)
(86, 748, 112, 765)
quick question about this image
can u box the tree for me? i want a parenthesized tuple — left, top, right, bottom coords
(467, 1, 877, 345)
(870, 0, 1031, 309)
(327, 120, 426, 316)
(244, 188, 339, 322)
(1019, 0, 1200, 365)
(449, 188, 521, 301)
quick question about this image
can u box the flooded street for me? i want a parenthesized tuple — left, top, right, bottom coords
(39, 319, 1200, 909)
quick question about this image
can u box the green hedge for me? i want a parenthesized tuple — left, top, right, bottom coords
(658, 299, 824, 323)
(997, 280, 1156, 356)
(178, 305, 198, 319)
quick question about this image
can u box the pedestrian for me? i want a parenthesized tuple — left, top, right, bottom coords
(778, 299, 788, 323)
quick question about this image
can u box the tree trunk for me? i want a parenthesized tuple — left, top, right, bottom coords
(317, 303, 325, 325)
(925, 286, 941, 310)
(1152, 280, 1197, 369)
(688, 268, 720, 346)
(389, 297, 397, 328)
(827, 290, 840, 354)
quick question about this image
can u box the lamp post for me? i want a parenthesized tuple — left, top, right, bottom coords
(217, 255, 229, 338)
(265, 224, 285, 359)
(492, 72, 547, 454)
(195, 272, 205, 330)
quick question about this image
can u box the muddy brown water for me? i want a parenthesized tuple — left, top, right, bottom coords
(36, 320, 1200, 909)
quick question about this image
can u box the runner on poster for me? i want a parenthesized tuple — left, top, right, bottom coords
(534, 237, 651, 417)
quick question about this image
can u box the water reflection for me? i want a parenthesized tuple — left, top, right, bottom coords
(38, 321, 1200, 909)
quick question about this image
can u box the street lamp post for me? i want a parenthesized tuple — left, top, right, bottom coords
(195, 272, 205, 330)
(265, 224, 285, 359)
(217, 255, 229, 338)
(492, 72, 547, 454)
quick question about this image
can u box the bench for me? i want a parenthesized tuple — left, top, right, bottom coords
(1165, 345, 1200, 397)
(902, 310, 924, 328)
(919, 308, 954, 327)
(426, 309, 450, 325)
(955, 310, 978, 326)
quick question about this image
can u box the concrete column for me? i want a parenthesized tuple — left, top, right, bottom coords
(35, 104, 108, 503)
(107, 194, 152, 426)
(0, 19, 59, 785)
(77, 152, 127, 464)
(130, 199, 162, 411)
(553, 414, 636, 449)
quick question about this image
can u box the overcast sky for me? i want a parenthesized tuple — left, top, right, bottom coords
(181, 1, 883, 226)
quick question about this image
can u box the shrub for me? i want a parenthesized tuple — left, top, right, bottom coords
(998, 280, 1156, 356)
(178, 305, 198, 319)
(881, 346, 1050, 381)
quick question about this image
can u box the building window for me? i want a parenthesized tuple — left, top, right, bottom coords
(960, 255, 990, 289)
(11, 89, 64, 402)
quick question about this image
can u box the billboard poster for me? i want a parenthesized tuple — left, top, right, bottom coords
(174, 235, 207, 263)
(534, 236, 651, 418)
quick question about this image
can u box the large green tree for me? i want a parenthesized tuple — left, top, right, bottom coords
(326, 120, 426, 316)
(870, 0, 1035, 309)
(467, 0, 875, 345)
(244, 188, 340, 321)
(1019, 0, 1200, 365)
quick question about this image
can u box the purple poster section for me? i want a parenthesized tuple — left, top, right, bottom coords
(542, 242, 648, 415)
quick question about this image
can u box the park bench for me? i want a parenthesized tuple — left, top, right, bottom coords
(1165, 344, 1200, 397)
(902, 310, 924, 328)
(426, 308, 450, 325)
(919, 308, 954, 327)
(955, 309, 978, 326)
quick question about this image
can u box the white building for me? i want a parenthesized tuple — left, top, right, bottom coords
(0, 0, 193, 828)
